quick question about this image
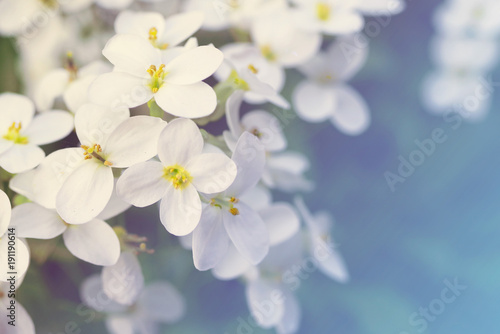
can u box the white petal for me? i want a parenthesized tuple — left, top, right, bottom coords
(137, 281, 186, 323)
(116, 161, 167, 207)
(32, 148, 84, 209)
(34, 69, 69, 111)
(160, 11, 204, 47)
(103, 34, 161, 77)
(224, 132, 266, 196)
(0, 139, 13, 156)
(0, 144, 45, 174)
(104, 116, 166, 168)
(245, 279, 284, 328)
(321, 10, 364, 35)
(63, 219, 120, 266)
(155, 81, 217, 118)
(192, 206, 229, 270)
(311, 237, 349, 283)
(157, 118, 203, 166)
(10, 203, 65, 239)
(8, 170, 35, 201)
(223, 202, 269, 265)
(330, 84, 370, 135)
(326, 34, 368, 81)
(88, 72, 153, 109)
(114, 10, 164, 36)
(239, 184, 272, 212)
(164, 45, 223, 85)
(241, 110, 287, 152)
(212, 244, 252, 280)
(24, 111, 74, 145)
(276, 289, 301, 334)
(64, 74, 98, 112)
(6, 301, 36, 334)
(105, 316, 135, 334)
(225, 90, 244, 138)
(102, 251, 144, 306)
(293, 80, 335, 122)
(75, 103, 130, 147)
(0, 190, 11, 236)
(260, 202, 300, 246)
(96, 0, 133, 10)
(80, 274, 128, 313)
(0, 93, 34, 131)
(0, 237, 30, 282)
(159, 184, 201, 236)
(186, 153, 237, 194)
(56, 161, 114, 225)
(98, 179, 131, 220)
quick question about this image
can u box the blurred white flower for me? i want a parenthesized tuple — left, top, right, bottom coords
(0, 275, 35, 334)
(293, 35, 371, 135)
(117, 118, 237, 236)
(0, 93, 73, 173)
(192, 132, 269, 270)
(89, 34, 223, 118)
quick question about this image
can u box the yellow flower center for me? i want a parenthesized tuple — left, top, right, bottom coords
(228, 70, 250, 91)
(148, 27, 169, 50)
(248, 64, 259, 74)
(164, 165, 192, 190)
(3, 122, 28, 144)
(65, 51, 78, 82)
(210, 196, 240, 215)
(40, 0, 58, 8)
(260, 45, 277, 62)
(147, 64, 168, 93)
(81, 144, 112, 166)
(316, 2, 331, 21)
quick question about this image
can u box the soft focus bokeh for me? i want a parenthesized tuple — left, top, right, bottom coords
(1, 0, 499, 333)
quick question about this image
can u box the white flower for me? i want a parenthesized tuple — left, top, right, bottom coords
(89, 34, 224, 118)
(32, 104, 165, 224)
(352, 0, 405, 16)
(80, 270, 185, 334)
(293, 36, 371, 135)
(0, 190, 30, 282)
(289, 0, 364, 35)
(183, 0, 287, 31)
(0, 276, 35, 334)
(192, 132, 269, 270)
(294, 197, 349, 283)
(10, 202, 121, 266)
(0, 93, 73, 173)
(114, 10, 204, 51)
(117, 118, 237, 236)
(35, 58, 111, 112)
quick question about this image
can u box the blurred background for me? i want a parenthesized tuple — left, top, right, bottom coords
(2, 0, 500, 333)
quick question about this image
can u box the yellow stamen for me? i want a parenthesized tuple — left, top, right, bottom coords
(316, 2, 331, 21)
(164, 164, 192, 190)
(248, 64, 258, 74)
(229, 207, 239, 216)
(260, 45, 277, 62)
(81, 144, 111, 166)
(148, 64, 167, 93)
(148, 27, 169, 50)
(65, 51, 78, 81)
(230, 197, 239, 203)
(104, 161, 113, 166)
(3, 122, 28, 144)
(228, 70, 250, 91)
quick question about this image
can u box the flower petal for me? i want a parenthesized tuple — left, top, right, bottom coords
(292, 80, 335, 123)
(34, 69, 69, 111)
(102, 34, 161, 77)
(24, 110, 74, 146)
(212, 244, 252, 280)
(260, 202, 300, 246)
(186, 153, 237, 194)
(32, 147, 84, 209)
(159, 184, 201, 236)
(10, 203, 66, 239)
(241, 110, 287, 152)
(223, 202, 269, 265)
(224, 132, 266, 196)
(0, 144, 45, 174)
(97, 179, 132, 220)
(116, 161, 168, 207)
(88, 72, 153, 109)
(311, 236, 349, 283)
(160, 11, 204, 47)
(0, 93, 34, 131)
(157, 118, 203, 166)
(245, 279, 284, 328)
(102, 251, 144, 306)
(0, 190, 11, 237)
(276, 289, 301, 334)
(105, 316, 135, 334)
(114, 10, 165, 37)
(80, 274, 128, 313)
(330, 84, 370, 136)
(192, 205, 229, 270)
(0, 139, 13, 156)
(63, 219, 120, 266)
(0, 237, 29, 282)
(56, 161, 114, 224)
(164, 45, 223, 85)
(155, 81, 217, 118)
(75, 103, 130, 147)
(104, 116, 166, 168)
(137, 281, 186, 323)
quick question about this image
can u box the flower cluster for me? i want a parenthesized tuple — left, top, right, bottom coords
(422, 0, 500, 121)
(0, 0, 404, 333)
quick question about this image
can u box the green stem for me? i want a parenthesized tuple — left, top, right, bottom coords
(147, 99, 164, 118)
